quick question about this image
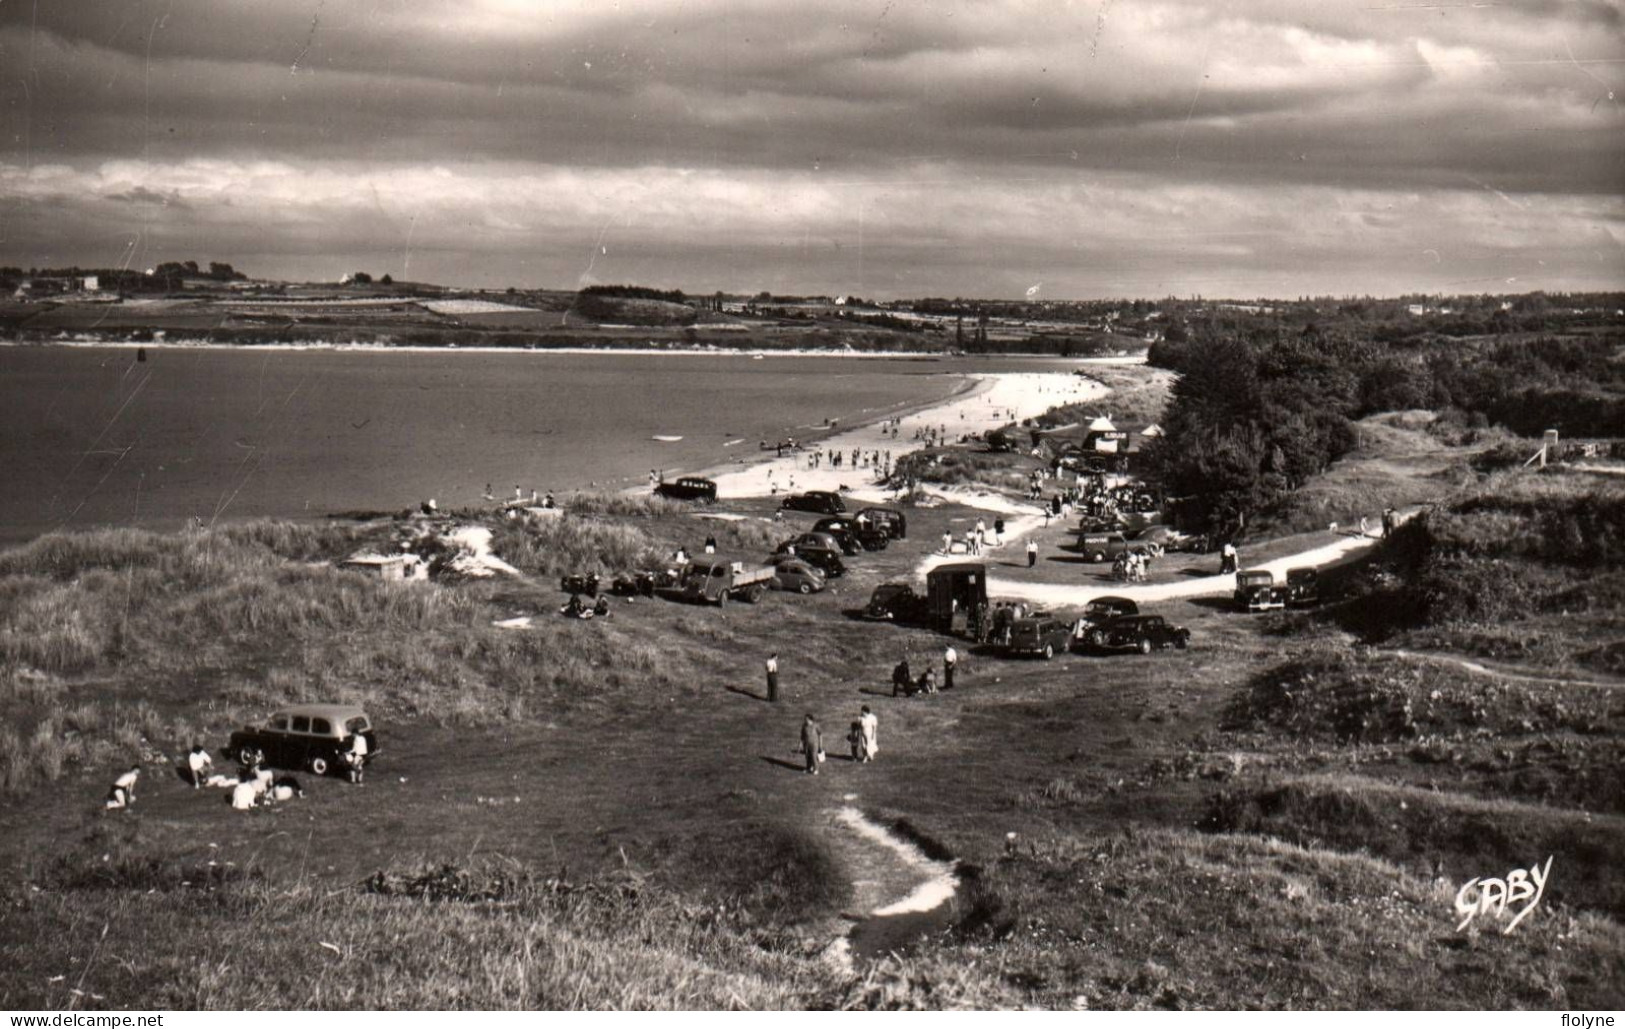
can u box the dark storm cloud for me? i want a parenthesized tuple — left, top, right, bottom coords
(1, 0, 1621, 296)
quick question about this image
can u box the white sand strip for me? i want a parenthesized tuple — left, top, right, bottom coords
(704, 371, 1110, 500)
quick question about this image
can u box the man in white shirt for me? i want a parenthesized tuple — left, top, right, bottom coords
(348, 732, 370, 785)
(943, 645, 958, 690)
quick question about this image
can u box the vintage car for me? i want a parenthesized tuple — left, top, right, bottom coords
(1079, 532, 1131, 563)
(1234, 570, 1288, 612)
(1004, 616, 1074, 660)
(1076, 595, 1139, 634)
(1085, 614, 1190, 654)
(812, 516, 889, 553)
(652, 476, 717, 503)
(770, 558, 827, 595)
(773, 533, 846, 577)
(780, 490, 847, 515)
(1285, 567, 1320, 608)
(864, 582, 928, 623)
(855, 506, 907, 540)
(224, 704, 378, 777)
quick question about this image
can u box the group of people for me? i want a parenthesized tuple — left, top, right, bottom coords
(561, 592, 613, 619)
(940, 517, 1007, 556)
(972, 602, 1030, 646)
(105, 740, 338, 813)
(889, 645, 959, 697)
(1113, 548, 1152, 582)
(796, 708, 879, 774)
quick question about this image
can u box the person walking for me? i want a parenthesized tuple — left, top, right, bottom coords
(186, 743, 213, 789)
(1027, 538, 1038, 568)
(859, 706, 878, 763)
(800, 714, 824, 775)
(1382, 507, 1396, 538)
(943, 644, 958, 690)
(765, 653, 780, 702)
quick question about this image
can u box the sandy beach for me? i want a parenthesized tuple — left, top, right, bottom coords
(696, 368, 1121, 501)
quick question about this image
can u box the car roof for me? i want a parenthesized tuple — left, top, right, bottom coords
(273, 704, 369, 720)
(928, 562, 986, 576)
(1089, 595, 1135, 606)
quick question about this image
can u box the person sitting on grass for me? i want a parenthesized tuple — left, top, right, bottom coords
(104, 765, 141, 811)
(229, 770, 258, 810)
(593, 594, 612, 618)
(917, 667, 938, 694)
(186, 744, 213, 789)
(561, 593, 589, 618)
(271, 775, 305, 803)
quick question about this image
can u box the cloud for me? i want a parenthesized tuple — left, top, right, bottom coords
(3, 157, 1619, 297)
(0, 0, 1619, 294)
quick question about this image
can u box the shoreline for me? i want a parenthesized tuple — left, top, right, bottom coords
(0, 337, 1150, 363)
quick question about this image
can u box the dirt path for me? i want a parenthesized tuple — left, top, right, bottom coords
(825, 806, 959, 966)
(907, 487, 1407, 609)
(1389, 648, 1625, 691)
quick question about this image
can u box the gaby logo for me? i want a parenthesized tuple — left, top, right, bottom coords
(1454, 856, 1553, 934)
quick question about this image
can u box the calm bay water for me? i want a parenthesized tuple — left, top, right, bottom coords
(0, 346, 1072, 545)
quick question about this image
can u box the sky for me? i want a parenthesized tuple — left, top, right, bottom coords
(1, 0, 1622, 299)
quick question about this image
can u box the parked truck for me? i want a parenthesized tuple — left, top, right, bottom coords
(680, 557, 774, 605)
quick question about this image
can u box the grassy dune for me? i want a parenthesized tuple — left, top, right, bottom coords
(2, 442, 1622, 1008)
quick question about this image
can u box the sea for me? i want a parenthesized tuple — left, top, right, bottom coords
(0, 346, 1083, 545)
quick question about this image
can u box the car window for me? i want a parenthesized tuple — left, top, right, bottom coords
(312, 717, 332, 735)
(291, 716, 311, 733)
(1147, 617, 1164, 628)
(345, 717, 368, 733)
(271, 714, 290, 731)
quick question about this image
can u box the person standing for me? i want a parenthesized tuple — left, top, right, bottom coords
(942, 529, 953, 555)
(859, 706, 879, 762)
(186, 743, 213, 789)
(1382, 507, 1396, 538)
(943, 644, 958, 690)
(1027, 538, 1038, 568)
(346, 731, 369, 785)
(703, 535, 717, 555)
(765, 653, 780, 702)
(800, 714, 823, 775)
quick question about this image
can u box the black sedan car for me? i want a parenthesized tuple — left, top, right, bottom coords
(780, 490, 847, 515)
(1085, 614, 1190, 655)
(864, 583, 927, 622)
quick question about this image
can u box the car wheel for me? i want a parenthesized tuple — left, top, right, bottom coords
(1091, 552, 1105, 563)
(237, 746, 259, 766)
(309, 755, 329, 776)
(1042, 643, 1054, 660)
(798, 582, 812, 595)
(1138, 637, 1153, 655)
(1174, 636, 1188, 650)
